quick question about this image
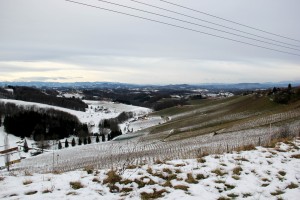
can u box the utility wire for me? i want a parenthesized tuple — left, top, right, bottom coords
(128, 0, 300, 48)
(158, 0, 300, 43)
(94, 0, 300, 52)
(65, 0, 300, 57)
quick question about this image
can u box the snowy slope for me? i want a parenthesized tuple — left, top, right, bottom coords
(0, 99, 152, 134)
(0, 139, 299, 200)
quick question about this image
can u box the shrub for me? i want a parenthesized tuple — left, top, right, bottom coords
(70, 181, 84, 190)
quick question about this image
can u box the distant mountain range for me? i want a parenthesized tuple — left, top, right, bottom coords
(0, 81, 299, 90)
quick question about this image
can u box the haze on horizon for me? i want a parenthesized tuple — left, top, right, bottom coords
(0, 0, 300, 84)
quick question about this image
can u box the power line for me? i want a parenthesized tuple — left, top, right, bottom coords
(128, 0, 300, 48)
(65, 0, 300, 57)
(94, 0, 300, 52)
(158, 0, 300, 43)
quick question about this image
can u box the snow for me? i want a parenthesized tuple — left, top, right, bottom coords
(0, 99, 153, 134)
(0, 99, 162, 167)
(1, 139, 299, 199)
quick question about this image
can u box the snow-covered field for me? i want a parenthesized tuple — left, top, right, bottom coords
(1, 139, 299, 200)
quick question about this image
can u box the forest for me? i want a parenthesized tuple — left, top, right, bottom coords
(0, 102, 88, 140)
(5, 86, 88, 111)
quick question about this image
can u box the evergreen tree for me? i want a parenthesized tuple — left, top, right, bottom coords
(58, 141, 62, 149)
(83, 137, 87, 145)
(96, 135, 100, 143)
(71, 138, 76, 147)
(288, 83, 292, 92)
(87, 136, 91, 144)
(65, 139, 69, 148)
(108, 134, 111, 141)
(78, 138, 82, 145)
(101, 134, 105, 142)
(23, 139, 29, 153)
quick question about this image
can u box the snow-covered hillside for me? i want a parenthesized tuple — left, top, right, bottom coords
(0, 139, 299, 200)
(0, 99, 152, 133)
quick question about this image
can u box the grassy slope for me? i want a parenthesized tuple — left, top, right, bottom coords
(148, 94, 300, 141)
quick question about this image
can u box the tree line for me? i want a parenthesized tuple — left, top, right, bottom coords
(7, 86, 88, 111)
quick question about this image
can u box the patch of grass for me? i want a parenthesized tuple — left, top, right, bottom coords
(0, 176, 5, 181)
(24, 191, 38, 195)
(174, 185, 189, 191)
(270, 189, 285, 196)
(23, 179, 33, 185)
(278, 171, 286, 176)
(261, 183, 269, 187)
(232, 166, 243, 175)
(261, 177, 270, 182)
(108, 184, 119, 193)
(120, 187, 133, 193)
(215, 179, 225, 184)
(175, 163, 185, 167)
(146, 167, 153, 174)
(103, 170, 122, 185)
(242, 193, 252, 198)
(140, 189, 168, 200)
(163, 168, 173, 174)
(227, 193, 239, 198)
(126, 165, 137, 169)
(66, 191, 78, 195)
(286, 182, 299, 189)
(211, 168, 227, 176)
(232, 175, 240, 180)
(217, 196, 230, 200)
(234, 157, 249, 162)
(92, 177, 101, 183)
(224, 183, 235, 190)
(70, 181, 84, 190)
(120, 179, 133, 185)
(162, 180, 172, 187)
(175, 169, 182, 173)
(42, 187, 54, 194)
(197, 158, 206, 163)
(84, 165, 94, 174)
(24, 170, 32, 176)
(154, 159, 163, 164)
(185, 173, 198, 184)
(196, 173, 207, 180)
(291, 154, 300, 159)
(235, 144, 256, 152)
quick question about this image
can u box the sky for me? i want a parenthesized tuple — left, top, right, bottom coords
(0, 0, 300, 84)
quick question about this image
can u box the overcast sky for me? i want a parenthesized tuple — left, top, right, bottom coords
(0, 0, 300, 84)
